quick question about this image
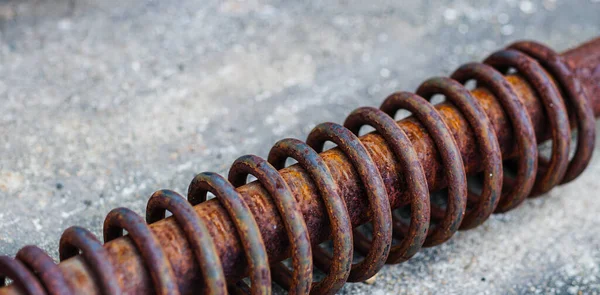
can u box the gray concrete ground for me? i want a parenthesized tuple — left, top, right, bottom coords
(0, 0, 599, 294)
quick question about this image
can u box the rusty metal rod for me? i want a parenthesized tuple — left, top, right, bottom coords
(2, 37, 600, 295)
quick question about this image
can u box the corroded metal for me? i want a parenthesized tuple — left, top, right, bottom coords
(59, 226, 120, 295)
(380, 91, 466, 247)
(104, 208, 179, 295)
(268, 138, 353, 294)
(485, 48, 571, 196)
(509, 41, 596, 184)
(1, 38, 600, 295)
(450, 62, 537, 212)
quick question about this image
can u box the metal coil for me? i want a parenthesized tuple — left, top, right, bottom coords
(0, 40, 595, 295)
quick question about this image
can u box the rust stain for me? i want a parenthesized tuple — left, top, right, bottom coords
(1, 38, 600, 295)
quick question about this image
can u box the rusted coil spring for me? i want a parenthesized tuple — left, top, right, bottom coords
(0, 40, 596, 295)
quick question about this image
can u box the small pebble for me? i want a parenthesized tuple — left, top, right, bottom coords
(520, 1, 536, 14)
(364, 274, 378, 285)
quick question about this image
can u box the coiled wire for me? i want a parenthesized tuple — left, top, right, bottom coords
(0, 41, 595, 295)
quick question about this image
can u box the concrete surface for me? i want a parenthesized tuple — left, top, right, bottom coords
(0, 0, 599, 294)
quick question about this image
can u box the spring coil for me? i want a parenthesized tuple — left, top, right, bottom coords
(0, 40, 595, 295)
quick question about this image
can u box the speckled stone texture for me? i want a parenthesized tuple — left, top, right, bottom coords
(0, 0, 599, 294)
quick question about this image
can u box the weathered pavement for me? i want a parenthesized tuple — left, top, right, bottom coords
(0, 1, 599, 294)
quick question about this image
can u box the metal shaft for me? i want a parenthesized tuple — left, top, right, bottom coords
(2, 38, 600, 295)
